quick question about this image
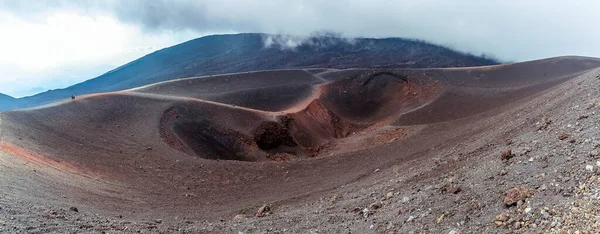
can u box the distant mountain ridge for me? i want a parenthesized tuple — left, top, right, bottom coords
(0, 93, 16, 110)
(0, 33, 499, 111)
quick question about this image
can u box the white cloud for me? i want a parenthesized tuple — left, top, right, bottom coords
(0, 9, 202, 97)
(106, 0, 600, 61)
(1, 0, 600, 96)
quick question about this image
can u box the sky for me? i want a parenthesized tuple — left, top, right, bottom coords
(1, 0, 600, 97)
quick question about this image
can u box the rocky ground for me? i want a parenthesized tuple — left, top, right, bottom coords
(1, 70, 600, 233)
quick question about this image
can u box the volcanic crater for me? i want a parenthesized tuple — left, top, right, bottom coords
(2, 56, 600, 226)
(159, 71, 441, 162)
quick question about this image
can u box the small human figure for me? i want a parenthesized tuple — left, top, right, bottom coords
(71, 95, 75, 100)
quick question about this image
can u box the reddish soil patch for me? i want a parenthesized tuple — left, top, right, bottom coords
(0, 143, 84, 174)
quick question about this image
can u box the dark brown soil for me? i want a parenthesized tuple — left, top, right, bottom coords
(1, 56, 600, 233)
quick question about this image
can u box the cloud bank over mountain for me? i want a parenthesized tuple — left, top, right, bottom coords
(1, 0, 600, 96)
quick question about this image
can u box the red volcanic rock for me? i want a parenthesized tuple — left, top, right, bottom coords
(256, 205, 271, 217)
(537, 117, 552, 130)
(504, 186, 533, 206)
(501, 150, 514, 161)
(559, 133, 570, 140)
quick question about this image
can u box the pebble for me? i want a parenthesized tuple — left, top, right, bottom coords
(362, 208, 370, 218)
(437, 214, 445, 223)
(501, 150, 513, 160)
(517, 147, 532, 156)
(514, 221, 522, 229)
(369, 202, 382, 210)
(504, 186, 533, 206)
(385, 192, 394, 200)
(256, 205, 271, 217)
(495, 213, 508, 222)
(585, 165, 594, 172)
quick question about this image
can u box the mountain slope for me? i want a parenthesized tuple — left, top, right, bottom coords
(4, 33, 499, 111)
(0, 57, 598, 228)
(0, 93, 16, 110)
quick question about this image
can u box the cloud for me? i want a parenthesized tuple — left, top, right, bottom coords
(4, 0, 598, 62)
(0, 3, 204, 97)
(260, 31, 357, 50)
(1, 0, 600, 96)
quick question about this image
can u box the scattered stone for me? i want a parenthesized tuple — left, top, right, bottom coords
(537, 117, 552, 130)
(369, 202, 382, 210)
(256, 205, 271, 217)
(578, 115, 589, 120)
(69, 206, 78, 212)
(585, 165, 594, 172)
(471, 202, 479, 210)
(569, 139, 576, 144)
(516, 147, 531, 156)
(504, 139, 513, 146)
(233, 214, 246, 220)
(501, 150, 514, 161)
(402, 197, 410, 203)
(495, 213, 509, 222)
(559, 134, 570, 141)
(146, 147, 153, 151)
(504, 186, 534, 206)
(437, 213, 445, 223)
(448, 186, 462, 194)
(154, 219, 162, 224)
(362, 208, 371, 218)
(329, 194, 339, 203)
(590, 150, 599, 157)
(406, 216, 415, 223)
(385, 192, 394, 200)
(514, 221, 522, 229)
